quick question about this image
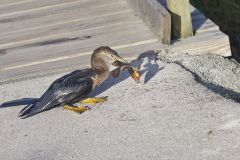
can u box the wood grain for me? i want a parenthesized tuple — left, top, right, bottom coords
(0, 0, 161, 83)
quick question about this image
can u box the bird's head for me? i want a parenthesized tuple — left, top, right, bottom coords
(93, 46, 128, 64)
(127, 65, 141, 82)
(111, 60, 141, 83)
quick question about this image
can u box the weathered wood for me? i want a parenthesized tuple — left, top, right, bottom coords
(0, 0, 78, 15)
(167, 0, 193, 39)
(0, 0, 161, 82)
(0, 1, 129, 31)
(0, 24, 156, 67)
(127, 0, 171, 44)
(0, 12, 141, 46)
(0, 41, 161, 83)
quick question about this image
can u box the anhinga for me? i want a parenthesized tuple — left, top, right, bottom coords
(18, 46, 140, 118)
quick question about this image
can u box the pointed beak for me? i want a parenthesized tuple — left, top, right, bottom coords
(132, 76, 140, 83)
(112, 54, 129, 64)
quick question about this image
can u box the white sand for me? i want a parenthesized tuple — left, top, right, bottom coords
(1, 57, 240, 160)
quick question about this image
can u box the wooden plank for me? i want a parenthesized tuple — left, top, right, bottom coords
(0, 0, 119, 19)
(167, 0, 193, 39)
(0, 0, 79, 15)
(0, 1, 128, 31)
(165, 31, 231, 56)
(0, 22, 156, 67)
(0, 11, 140, 45)
(0, 21, 145, 50)
(127, 0, 171, 44)
(0, 0, 32, 6)
(0, 32, 156, 69)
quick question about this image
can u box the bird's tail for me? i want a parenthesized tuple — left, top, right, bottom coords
(0, 98, 38, 108)
(18, 102, 39, 119)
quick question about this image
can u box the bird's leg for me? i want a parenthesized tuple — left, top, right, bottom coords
(63, 105, 89, 113)
(80, 96, 108, 104)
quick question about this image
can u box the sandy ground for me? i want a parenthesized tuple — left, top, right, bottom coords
(1, 54, 240, 160)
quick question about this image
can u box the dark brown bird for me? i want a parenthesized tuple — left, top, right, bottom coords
(18, 46, 129, 118)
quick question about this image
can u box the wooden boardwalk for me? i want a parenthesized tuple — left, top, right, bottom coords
(0, 0, 161, 83)
(0, 0, 232, 84)
(159, 0, 231, 56)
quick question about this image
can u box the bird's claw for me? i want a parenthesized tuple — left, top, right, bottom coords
(80, 96, 108, 104)
(63, 105, 88, 113)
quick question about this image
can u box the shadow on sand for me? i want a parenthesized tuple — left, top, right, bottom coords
(0, 50, 162, 108)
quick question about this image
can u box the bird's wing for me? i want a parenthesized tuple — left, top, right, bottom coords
(49, 69, 93, 85)
(40, 77, 93, 109)
(39, 69, 93, 101)
(19, 69, 94, 118)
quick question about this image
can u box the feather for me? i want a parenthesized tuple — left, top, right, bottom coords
(18, 69, 93, 118)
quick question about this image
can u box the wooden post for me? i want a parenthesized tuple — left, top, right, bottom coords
(167, 0, 193, 39)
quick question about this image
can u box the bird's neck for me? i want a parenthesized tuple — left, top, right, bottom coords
(91, 52, 110, 85)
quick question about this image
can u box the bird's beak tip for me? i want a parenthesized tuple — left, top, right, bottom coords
(133, 77, 140, 83)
